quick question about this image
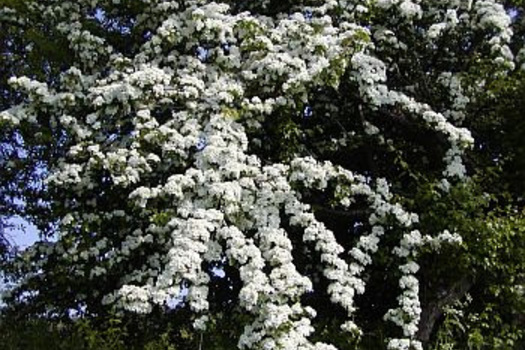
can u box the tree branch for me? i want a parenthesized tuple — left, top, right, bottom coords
(417, 275, 473, 343)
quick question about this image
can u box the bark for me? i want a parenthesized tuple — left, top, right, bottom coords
(418, 275, 473, 342)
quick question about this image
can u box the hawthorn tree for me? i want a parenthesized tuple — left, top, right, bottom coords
(0, 0, 524, 349)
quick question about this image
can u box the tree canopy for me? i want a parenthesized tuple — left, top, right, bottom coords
(0, 0, 524, 349)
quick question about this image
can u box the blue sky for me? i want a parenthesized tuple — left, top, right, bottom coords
(1, 217, 39, 302)
(5, 216, 39, 249)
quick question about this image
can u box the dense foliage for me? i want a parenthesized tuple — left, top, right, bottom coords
(0, 0, 524, 349)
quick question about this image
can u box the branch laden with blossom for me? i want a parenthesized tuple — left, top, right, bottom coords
(0, 0, 516, 349)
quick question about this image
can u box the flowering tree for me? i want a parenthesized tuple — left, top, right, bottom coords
(1, 0, 524, 349)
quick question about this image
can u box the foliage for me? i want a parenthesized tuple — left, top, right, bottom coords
(0, 0, 524, 349)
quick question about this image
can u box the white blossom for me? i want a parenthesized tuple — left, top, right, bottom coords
(2, 0, 514, 348)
